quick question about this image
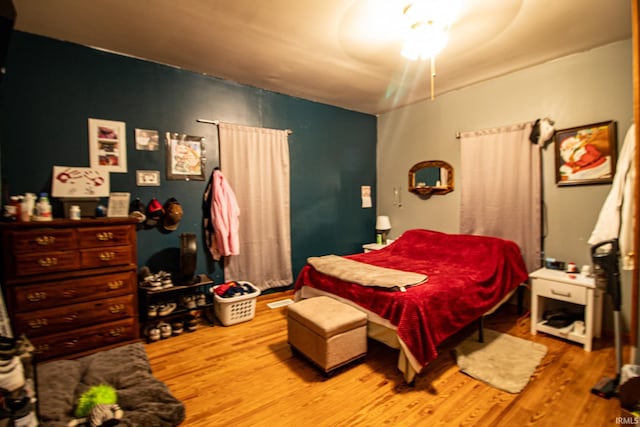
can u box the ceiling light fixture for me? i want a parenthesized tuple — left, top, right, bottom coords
(401, 0, 461, 100)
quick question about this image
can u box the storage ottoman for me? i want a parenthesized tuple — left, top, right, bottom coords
(287, 296, 367, 373)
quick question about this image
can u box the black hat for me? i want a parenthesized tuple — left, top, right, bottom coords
(129, 198, 146, 225)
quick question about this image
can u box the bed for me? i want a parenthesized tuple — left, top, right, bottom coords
(293, 229, 529, 383)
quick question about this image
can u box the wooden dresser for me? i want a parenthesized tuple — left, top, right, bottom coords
(0, 218, 139, 361)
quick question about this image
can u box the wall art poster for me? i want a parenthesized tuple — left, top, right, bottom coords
(88, 118, 127, 173)
(554, 120, 617, 186)
(51, 166, 110, 198)
(165, 132, 206, 181)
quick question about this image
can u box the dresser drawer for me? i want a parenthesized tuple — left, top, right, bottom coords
(534, 278, 587, 305)
(77, 226, 132, 248)
(12, 270, 136, 311)
(80, 245, 134, 269)
(10, 228, 76, 253)
(14, 294, 135, 337)
(13, 250, 80, 276)
(30, 318, 137, 361)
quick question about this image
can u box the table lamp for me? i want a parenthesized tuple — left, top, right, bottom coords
(376, 215, 391, 244)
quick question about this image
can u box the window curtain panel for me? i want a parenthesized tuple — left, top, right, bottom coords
(218, 123, 293, 290)
(460, 122, 541, 272)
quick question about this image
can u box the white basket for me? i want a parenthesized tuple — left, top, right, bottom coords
(212, 281, 261, 326)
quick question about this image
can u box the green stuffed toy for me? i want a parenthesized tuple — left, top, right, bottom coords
(67, 384, 123, 427)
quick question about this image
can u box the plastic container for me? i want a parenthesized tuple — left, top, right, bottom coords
(69, 205, 81, 220)
(212, 281, 261, 326)
(35, 193, 52, 221)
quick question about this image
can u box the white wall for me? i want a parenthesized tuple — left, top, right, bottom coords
(377, 40, 633, 332)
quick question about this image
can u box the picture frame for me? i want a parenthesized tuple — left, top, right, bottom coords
(88, 118, 127, 173)
(107, 192, 131, 217)
(135, 128, 159, 151)
(165, 132, 206, 181)
(554, 120, 617, 186)
(136, 170, 161, 186)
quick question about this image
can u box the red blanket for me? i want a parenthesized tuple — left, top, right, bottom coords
(294, 229, 528, 369)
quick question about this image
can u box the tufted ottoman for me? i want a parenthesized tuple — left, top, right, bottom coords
(287, 296, 367, 374)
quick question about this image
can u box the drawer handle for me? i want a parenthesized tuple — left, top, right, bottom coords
(37, 257, 58, 267)
(62, 289, 77, 298)
(28, 318, 48, 329)
(551, 289, 571, 298)
(109, 304, 125, 314)
(63, 313, 79, 322)
(99, 252, 115, 261)
(64, 339, 79, 348)
(96, 232, 114, 241)
(27, 292, 47, 302)
(109, 327, 123, 337)
(108, 280, 124, 290)
(35, 235, 56, 245)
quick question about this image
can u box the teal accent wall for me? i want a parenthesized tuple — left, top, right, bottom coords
(0, 31, 377, 285)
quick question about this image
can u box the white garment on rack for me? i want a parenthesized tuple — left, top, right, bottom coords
(588, 123, 636, 270)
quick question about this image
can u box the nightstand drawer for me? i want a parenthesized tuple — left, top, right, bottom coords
(535, 278, 586, 305)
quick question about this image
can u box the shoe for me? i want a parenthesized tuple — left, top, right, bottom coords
(147, 305, 158, 318)
(145, 325, 160, 342)
(185, 315, 198, 332)
(158, 322, 172, 339)
(195, 293, 207, 307)
(171, 320, 184, 335)
(157, 302, 177, 317)
(181, 295, 196, 309)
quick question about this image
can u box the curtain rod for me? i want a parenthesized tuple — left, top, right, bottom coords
(196, 118, 293, 135)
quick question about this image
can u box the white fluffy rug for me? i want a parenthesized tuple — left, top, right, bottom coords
(454, 329, 547, 393)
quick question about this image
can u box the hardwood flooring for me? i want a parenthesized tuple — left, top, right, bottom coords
(145, 290, 625, 427)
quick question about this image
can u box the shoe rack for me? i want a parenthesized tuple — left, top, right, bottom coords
(139, 273, 215, 342)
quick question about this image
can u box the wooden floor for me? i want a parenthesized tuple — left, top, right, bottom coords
(145, 290, 625, 427)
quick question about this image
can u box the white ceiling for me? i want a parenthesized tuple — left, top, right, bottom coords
(12, 0, 632, 115)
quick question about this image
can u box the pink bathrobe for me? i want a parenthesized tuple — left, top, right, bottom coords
(209, 169, 240, 260)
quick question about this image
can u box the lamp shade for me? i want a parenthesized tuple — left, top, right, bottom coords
(376, 215, 391, 230)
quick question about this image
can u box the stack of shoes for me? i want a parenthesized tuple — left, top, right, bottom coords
(181, 295, 197, 310)
(139, 271, 174, 290)
(171, 320, 184, 335)
(195, 293, 207, 307)
(157, 302, 177, 317)
(158, 322, 172, 339)
(145, 325, 160, 342)
(147, 302, 177, 318)
(185, 315, 198, 332)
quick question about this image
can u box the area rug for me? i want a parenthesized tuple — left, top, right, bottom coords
(454, 329, 547, 393)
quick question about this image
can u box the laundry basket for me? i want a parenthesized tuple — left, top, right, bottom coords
(212, 282, 261, 326)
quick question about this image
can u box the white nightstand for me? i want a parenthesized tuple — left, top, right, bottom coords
(529, 268, 603, 351)
(362, 239, 394, 253)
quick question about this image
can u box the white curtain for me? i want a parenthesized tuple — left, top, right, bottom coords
(460, 122, 541, 271)
(218, 123, 292, 290)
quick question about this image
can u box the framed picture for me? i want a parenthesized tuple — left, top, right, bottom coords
(165, 132, 206, 181)
(88, 118, 127, 173)
(136, 170, 161, 186)
(554, 120, 617, 186)
(107, 192, 131, 217)
(135, 128, 159, 151)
